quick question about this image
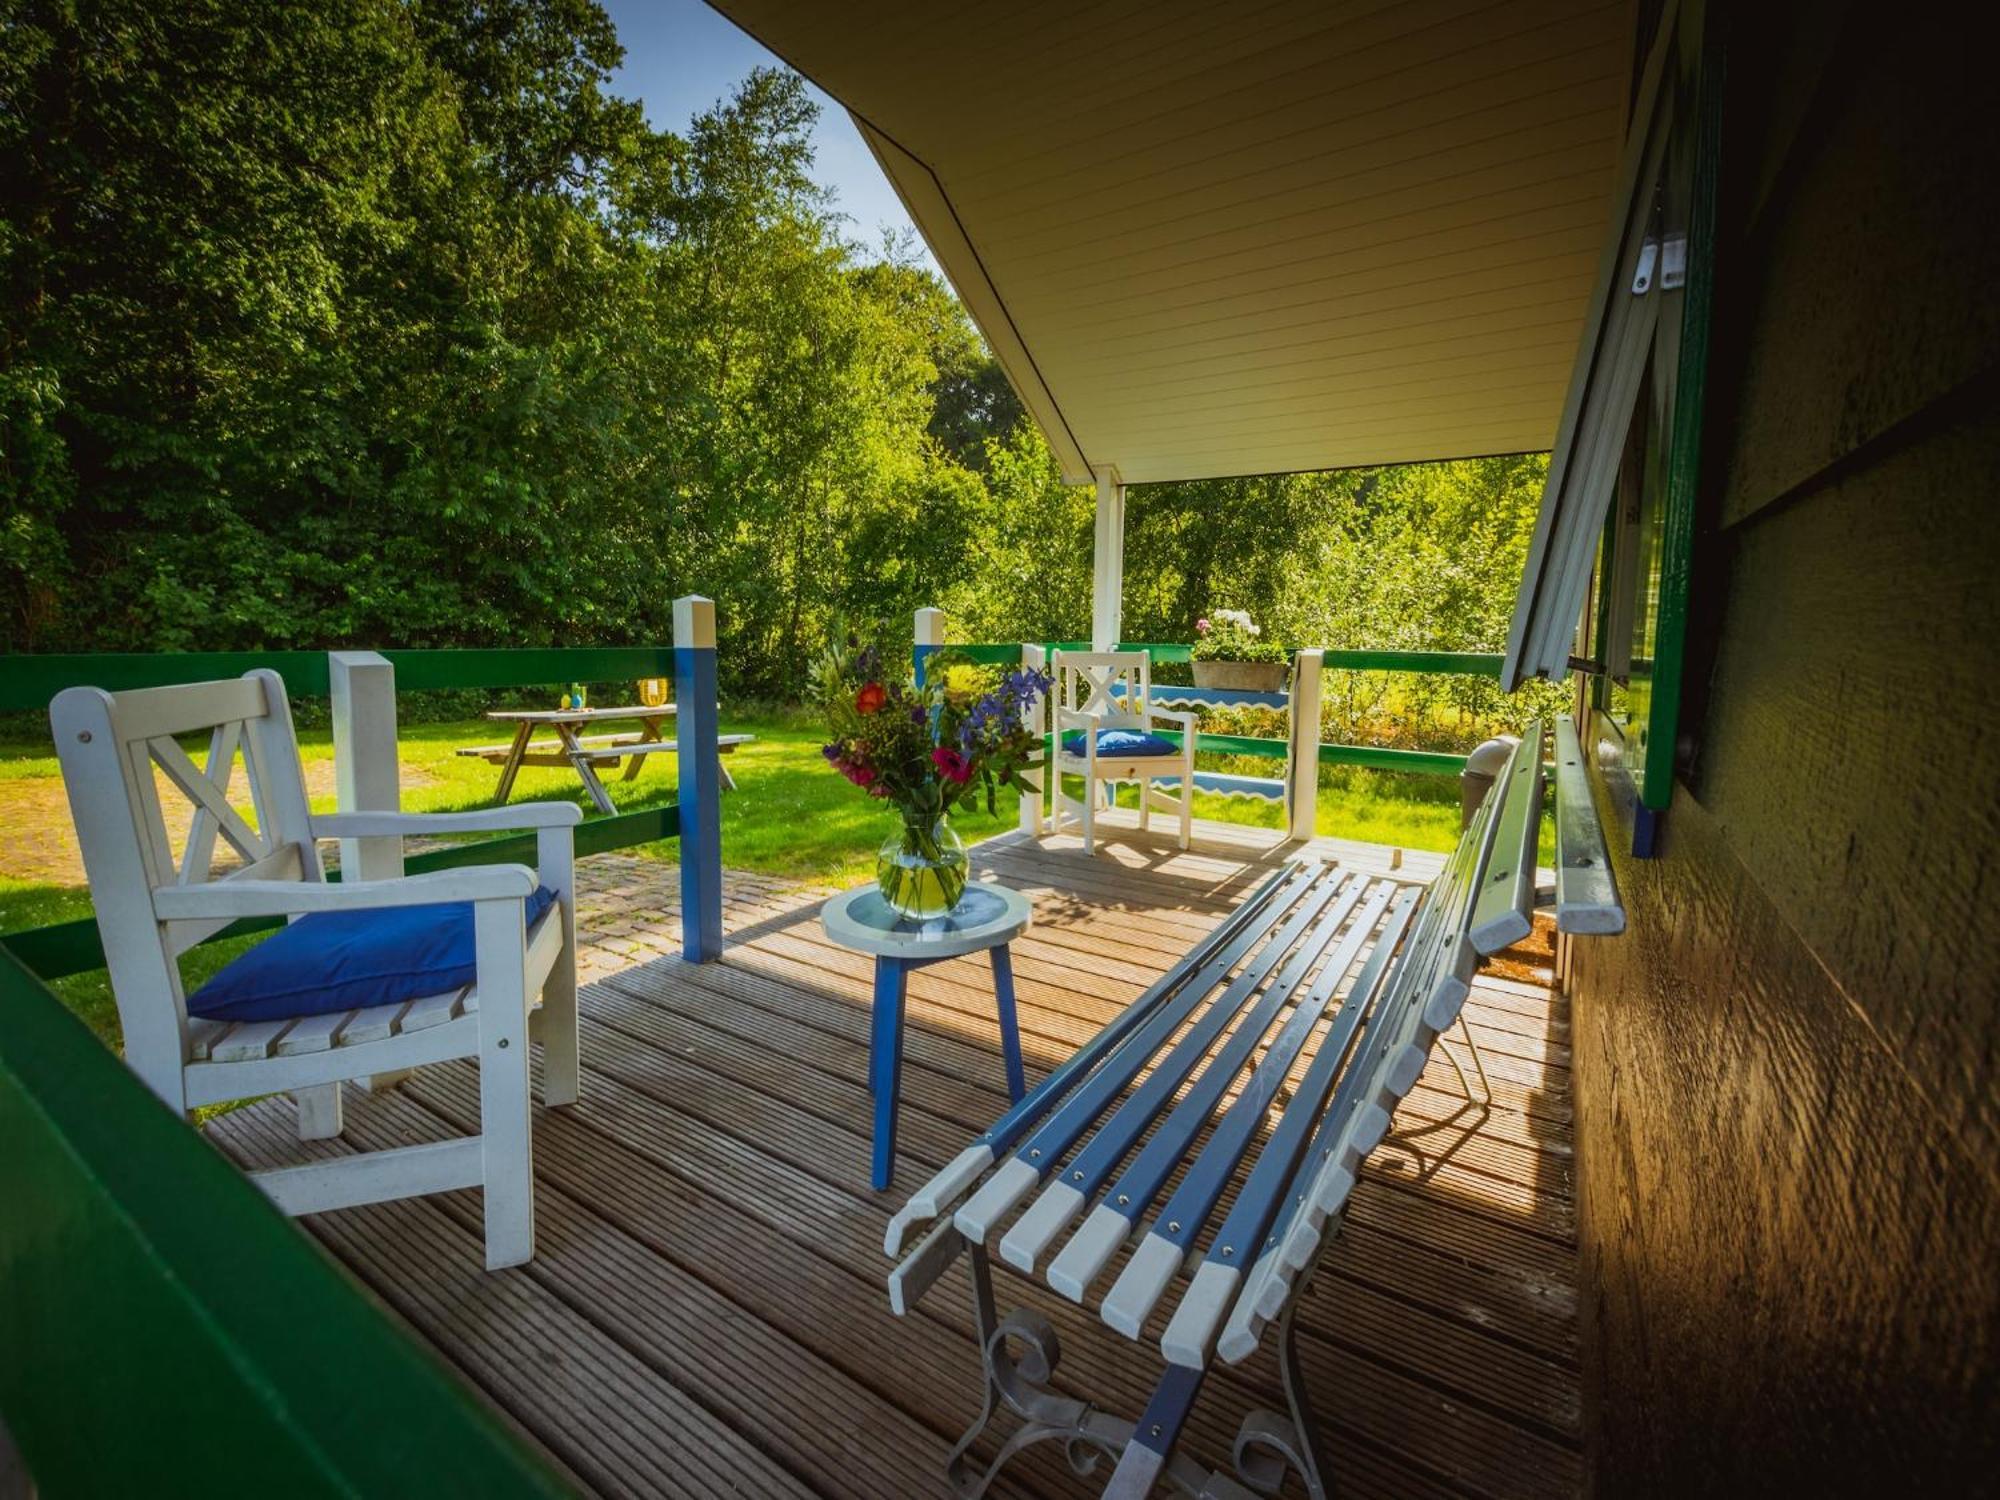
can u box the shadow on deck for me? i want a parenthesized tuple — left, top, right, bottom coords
(209, 814, 1580, 1500)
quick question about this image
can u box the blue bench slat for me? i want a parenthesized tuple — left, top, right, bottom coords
(969, 862, 1301, 1160)
(1036, 871, 1348, 1197)
(1088, 875, 1369, 1228)
(1152, 880, 1401, 1258)
(1239, 801, 1491, 1275)
(999, 867, 1323, 1178)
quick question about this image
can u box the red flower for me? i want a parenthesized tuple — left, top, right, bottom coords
(856, 681, 887, 715)
(931, 746, 973, 784)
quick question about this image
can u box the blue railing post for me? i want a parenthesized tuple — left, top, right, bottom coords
(673, 595, 722, 962)
(913, 606, 945, 689)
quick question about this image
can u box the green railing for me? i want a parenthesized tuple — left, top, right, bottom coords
(0, 943, 570, 1495)
(958, 640, 1504, 778)
(1, 646, 686, 980)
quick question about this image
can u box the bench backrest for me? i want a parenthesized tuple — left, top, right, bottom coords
(49, 671, 319, 1101)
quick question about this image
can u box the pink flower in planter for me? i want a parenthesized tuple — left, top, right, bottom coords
(1196, 617, 1211, 634)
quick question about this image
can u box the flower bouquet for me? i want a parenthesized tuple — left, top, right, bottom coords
(813, 632, 1051, 920)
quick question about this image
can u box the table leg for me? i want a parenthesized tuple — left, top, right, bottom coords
(557, 722, 616, 815)
(493, 721, 534, 803)
(623, 714, 666, 781)
(871, 957, 909, 1191)
(990, 946, 1026, 1103)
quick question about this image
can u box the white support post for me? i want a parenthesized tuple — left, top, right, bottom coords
(1020, 643, 1047, 837)
(329, 651, 402, 881)
(1091, 467, 1125, 651)
(1285, 649, 1324, 842)
(914, 606, 945, 688)
(329, 649, 406, 1103)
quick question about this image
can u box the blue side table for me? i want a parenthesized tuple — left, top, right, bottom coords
(821, 881, 1031, 1190)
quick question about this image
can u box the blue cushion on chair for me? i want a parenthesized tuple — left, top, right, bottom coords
(1061, 728, 1179, 758)
(188, 886, 559, 1023)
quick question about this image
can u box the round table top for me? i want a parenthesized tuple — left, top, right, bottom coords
(820, 879, 1031, 959)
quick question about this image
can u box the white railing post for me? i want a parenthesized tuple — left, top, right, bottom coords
(329, 651, 402, 880)
(1020, 643, 1047, 837)
(1285, 649, 1324, 842)
(674, 596, 723, 962)
(328, 649, 406, 1100)
(914, 606, 945, 688)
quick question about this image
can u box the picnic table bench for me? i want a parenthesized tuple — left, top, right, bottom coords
(456, 704, 752, 813)
(882, 715, 1623, 1498)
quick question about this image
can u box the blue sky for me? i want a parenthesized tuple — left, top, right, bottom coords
(600, 0, 932, 266)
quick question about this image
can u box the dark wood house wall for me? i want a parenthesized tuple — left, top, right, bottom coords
(1568, 2, 2000, 1491)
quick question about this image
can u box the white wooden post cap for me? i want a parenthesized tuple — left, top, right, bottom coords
(915, 607, 946, 646)
(673, 594, 715, 649)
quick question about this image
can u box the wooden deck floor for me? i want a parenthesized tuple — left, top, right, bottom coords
(211, 815, 1580, 1499)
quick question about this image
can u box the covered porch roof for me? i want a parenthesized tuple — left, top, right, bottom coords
(707, 0, 1636, 486)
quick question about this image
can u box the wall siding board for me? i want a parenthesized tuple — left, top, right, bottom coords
(1716, 8, 2000, 529)
(1571, 790, 2000, 1493)
(1700, 416, 2000, 1164)
(1571, 0, 2000, 1490)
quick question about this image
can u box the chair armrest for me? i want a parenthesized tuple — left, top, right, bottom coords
(1055, 709, 1095, 732)
(311, 803, 583, 839)
(154, 865, 538, 921)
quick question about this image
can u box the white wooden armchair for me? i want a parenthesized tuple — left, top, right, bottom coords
(1049, 650, 1197, 855)
(50, 669, 579, 1270)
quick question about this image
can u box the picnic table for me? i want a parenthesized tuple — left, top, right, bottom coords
(458, 704, 751, 814)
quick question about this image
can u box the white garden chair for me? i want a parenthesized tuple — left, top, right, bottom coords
(1049, 650, 1197, 856)
(50, 669, 580, 1270)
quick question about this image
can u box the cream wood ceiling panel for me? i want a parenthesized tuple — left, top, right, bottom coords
(708, 0, 1635, 482)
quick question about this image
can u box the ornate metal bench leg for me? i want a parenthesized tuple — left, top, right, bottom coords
(1230, 1293, 1336, 1500)
(946, 1247, 1137, 1499)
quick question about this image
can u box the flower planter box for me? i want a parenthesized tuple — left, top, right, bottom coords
(1193, 660, 1287, 692)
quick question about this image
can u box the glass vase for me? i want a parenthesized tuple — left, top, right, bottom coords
(876, 815, 969, 921)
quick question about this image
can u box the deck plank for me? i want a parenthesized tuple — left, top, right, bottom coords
(209, 812, 1581, 1499)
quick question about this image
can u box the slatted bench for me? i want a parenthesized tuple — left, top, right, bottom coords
(881, 715, 1621, 1499)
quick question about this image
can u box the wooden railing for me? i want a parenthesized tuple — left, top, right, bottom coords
(3, 612, 724, 980)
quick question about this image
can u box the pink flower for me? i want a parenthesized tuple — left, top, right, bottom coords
(837, 759, 876, 788)
(1196, 617, 1211, 634)
(931, 746, 973, 784)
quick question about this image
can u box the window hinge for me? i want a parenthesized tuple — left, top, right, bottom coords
(1659, 233, 1687, 290)
(1632, 238, 1659, 295)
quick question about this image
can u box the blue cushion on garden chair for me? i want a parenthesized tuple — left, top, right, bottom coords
(188, 886, 560, 1023)
(1061, 728, 1179, 757)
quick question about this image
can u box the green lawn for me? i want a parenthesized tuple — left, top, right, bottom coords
(0, 706, 1510, 1051)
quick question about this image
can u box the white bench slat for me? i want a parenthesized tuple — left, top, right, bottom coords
(209, 1017, 298, 1063)
(274, 1010, 351, 1056)
(401, 985, 471, 1033)
(1553, 715, 1626, 934)
(339, 999, 412, 1045)
(186, 1016, 229, 1062)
